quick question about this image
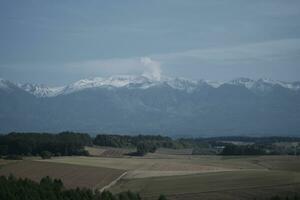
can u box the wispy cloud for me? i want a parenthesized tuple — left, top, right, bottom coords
(155, 38, 300, 65)
(64, 56, 162, 80)
(4, 38, 297, 84)
(62, 38, 300, 81)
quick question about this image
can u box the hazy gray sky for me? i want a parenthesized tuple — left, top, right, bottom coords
(1, 0, 300, 85)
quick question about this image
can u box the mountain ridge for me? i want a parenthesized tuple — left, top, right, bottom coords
(1, 76, 300, 97)
(1, 75, 300, 136)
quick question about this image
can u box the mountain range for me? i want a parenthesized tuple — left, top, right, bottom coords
(1, 75, 300, 136)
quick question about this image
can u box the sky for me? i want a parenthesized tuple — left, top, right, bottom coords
(0, 0, 300, 85)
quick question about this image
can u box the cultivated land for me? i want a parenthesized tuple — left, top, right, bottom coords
(111, 170, 300, 200)
(109, 155, 300, 200)
(0, 159, 19, 169)
(40, 153, 300, 200)
(41, 155, 241, 179)
(0, 160, 125, 189)
(1, 150, 300, 200)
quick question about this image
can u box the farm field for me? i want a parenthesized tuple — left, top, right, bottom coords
(1, 154, 300, 200)
(43, 155, 300, 176)
(0, 159, 125, 189)
(41, 155, 248, 179)
(0, 159, 19, 169)
(110, 170, 300, 200)
(41, 155, 300, 200)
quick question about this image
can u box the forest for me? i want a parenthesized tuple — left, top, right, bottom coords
(0, 132, 92, 157)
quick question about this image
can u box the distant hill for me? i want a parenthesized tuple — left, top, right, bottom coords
(1, 76, 300, 136)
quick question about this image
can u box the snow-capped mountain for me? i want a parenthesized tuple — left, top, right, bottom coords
(0, 79, 19, 91)
(20, 83, 64, 97)
(227, 77, 300, 92)
(1, 76, 299, 98)
(1, 75, 300, 136)
(62, 75, 157, 94)
(228, 78, 255, 89)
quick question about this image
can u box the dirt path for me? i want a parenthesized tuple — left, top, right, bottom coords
(99, 171, 127, 192)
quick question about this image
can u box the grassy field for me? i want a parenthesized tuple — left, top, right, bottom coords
(0, 160, 125, 189)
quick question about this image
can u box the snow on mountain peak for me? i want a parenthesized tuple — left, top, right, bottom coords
(0, 78, 9, 89)
(20, 83, 64, 97)
(228, 77, 255, 89)
(1, 76, 300, 97)
(225, 77, 300, 91)
(202, 80, 224, 88)
(0, 79, 19, 91)
(63, 75, 158, 94)
(256, 78, 300, 91)
(163, 77, 198, 92)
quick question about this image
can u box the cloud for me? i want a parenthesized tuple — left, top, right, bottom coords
(141, 57, 161, 81)
(150, 38, 300, 81)
(64, 56, 162, 80)
(61, 38, 300, 82)
(6, 38, 296, 85)
(155, 38, 300, 65)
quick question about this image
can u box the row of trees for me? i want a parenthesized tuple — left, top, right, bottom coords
(0, 175, 167, 200)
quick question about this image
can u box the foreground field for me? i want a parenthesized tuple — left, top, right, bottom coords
(110, 170, 300, 200)
(0, 160, 125, 189)
(42, 155, 300, 200)
(1, 154, 300, 200)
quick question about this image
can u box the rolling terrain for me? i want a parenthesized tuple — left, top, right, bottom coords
(35, 149, 300, 200)
(1, 145, 300, 200)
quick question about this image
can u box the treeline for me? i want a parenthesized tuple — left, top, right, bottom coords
(1, 132, 300, 157)
(94, 135, 178, 155)
(0, 175, 167, 200)
(0, 133, 177, 157)
(94, 135, 175, 148)
(221, 144, 266, 155)
(203, 136, 300, 144)
(0, 132, 92, 157)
